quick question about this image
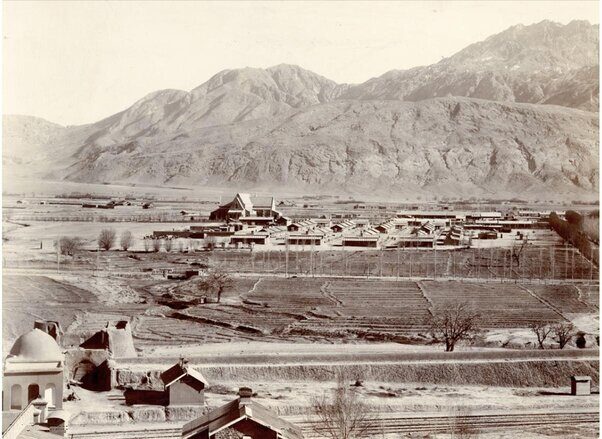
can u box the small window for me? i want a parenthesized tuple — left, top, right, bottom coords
(28, 384, 40, 403)
(44, 383, 56, 407)
(10, 384, 22, 410)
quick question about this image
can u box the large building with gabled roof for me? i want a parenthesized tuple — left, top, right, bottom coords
(209, 193, 283, 225)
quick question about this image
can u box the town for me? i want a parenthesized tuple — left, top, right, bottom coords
(2, 189, 599, 438)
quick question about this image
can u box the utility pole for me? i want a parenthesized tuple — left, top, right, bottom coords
(345, 250, 348, 277)
(267, 247, 271, 272)
(433, 242, 437, 280)
(550, 247, 555, 280)
(57, 238, 60, 273)
(502, 248, 506, 283)
(310, 241, 314, 277)
(509, 246, 513, 282)
(565, 242, 569, 280)
(539, 248, 543, 281)
(396, 244, 400, 280)
(590, 247, 594, 282)
(285, 241, 289, 278)
(571, 247, 575, 281)
(409, 245, 413, 279)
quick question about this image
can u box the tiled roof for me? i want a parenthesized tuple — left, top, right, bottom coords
(160, 363, 209, 388)
(182, 397, 304, 439)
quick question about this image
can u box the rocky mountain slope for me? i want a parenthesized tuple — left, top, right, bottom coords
(3, 20, 599, 200)
(61, 97, 599, 199)
(341, 20, 599, 111)
(3, 115, 64, 165)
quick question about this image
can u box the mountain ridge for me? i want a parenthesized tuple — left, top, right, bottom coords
(3, 20, 599, 200)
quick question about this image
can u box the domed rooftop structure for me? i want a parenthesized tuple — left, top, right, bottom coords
(6, 328, 63, 363)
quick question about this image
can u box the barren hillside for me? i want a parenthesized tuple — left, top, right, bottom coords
(3, 20, 599, 200)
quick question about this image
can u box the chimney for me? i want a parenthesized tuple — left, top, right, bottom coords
(32, 398, 48, 424)
(179, 356, 188, 369)
(238, 387, 253, 405)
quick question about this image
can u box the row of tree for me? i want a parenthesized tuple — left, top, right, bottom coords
(58, 230, 220, 255)
(530, 321, 583, 349)
(549, 211, 599, 266)
(57, 229, 133, 255)
(428, 303, 582, 351)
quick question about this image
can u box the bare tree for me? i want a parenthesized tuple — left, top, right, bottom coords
(309, 374, 378, 439)
(552, 322, 575, 349)
(98, 228, 116, 251)
(152, 238, 161, 252)
(143, 238, 150, 252)
(447, 406, 479, 439)
(57, 236, 84, 256)
(198, 268, 232, 303)
(530, 322, 553, 349)
(120, 230, 134, 251)
(164, 238, 173, 252)
(428, 302, 480, 352)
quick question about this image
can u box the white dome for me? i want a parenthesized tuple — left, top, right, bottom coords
(7, 329, 63, 363)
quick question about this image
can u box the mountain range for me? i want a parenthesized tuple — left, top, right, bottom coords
(4, 20, 599, 200)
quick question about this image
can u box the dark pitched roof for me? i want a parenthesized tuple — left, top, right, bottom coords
(160, 363, 209, 388)
(182, 397, 304, 439)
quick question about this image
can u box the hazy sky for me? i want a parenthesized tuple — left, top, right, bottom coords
(3, 1, 599, 126)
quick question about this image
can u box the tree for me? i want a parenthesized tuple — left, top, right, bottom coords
(98, 228, 116, 251)
(198, 268, 232, 303)
(152, 238, 161, 252)
(552, 322, 575, 349)
(120, 231, 133, 251)
(164, 238, 173, 252)
(428, 302, 480, 352)
(57, 236, 84, 256)
(309, 374, 378, 439)
(143, 238, 150, 252)
(530, 322, 552, 349)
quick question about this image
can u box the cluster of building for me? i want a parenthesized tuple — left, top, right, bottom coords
(148, 194, 557, 251)
(2, 321, 304, 439)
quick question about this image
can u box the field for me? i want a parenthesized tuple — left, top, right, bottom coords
(5, 272, 598, 356)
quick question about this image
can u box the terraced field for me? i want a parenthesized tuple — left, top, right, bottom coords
(4, 273, 597, 349)
(131, 315, 264, 346)
(241, 279, 432, 340)
(241, 278, 331, 313)
(2, 275, 97, 346)
(420, 281, 564, 328)
(577, 284, 600, 310)
(182, 304, 302, 334)
(528, 285, 597, 314)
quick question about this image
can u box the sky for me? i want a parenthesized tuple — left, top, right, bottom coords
(3, 1, 599, 126)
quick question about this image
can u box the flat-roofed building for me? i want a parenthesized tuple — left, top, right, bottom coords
(286, 233, 324, 246)
(231, 232, 270, 246)
(396, 235, 438, 248)
(342, 236, 380, 248)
